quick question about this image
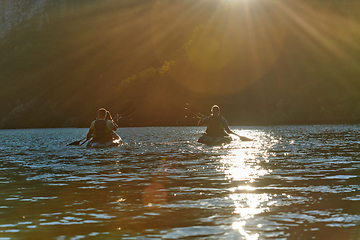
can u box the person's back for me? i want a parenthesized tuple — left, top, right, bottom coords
(92, 119, 112, 142)
(205, 115, 228, 137)
(198, 105, 229, 137)
(87, 108, 115, 142)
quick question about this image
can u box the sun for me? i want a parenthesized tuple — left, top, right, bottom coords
(223, 0, 255, 4)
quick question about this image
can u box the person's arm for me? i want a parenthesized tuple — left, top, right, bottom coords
(106, 111, 118, 130)
(223, 122, 252, 141)
(87, 129, 93, 140)
(107, 120, 117, 131)
(112, 120, 119, 130)
(222, 118, 244, 138)
(224, 126, 241, 138)
(197, 117, 208, 126)
(87, 121, 95, 140)
(197, 119, 204, 126)
(107, 112, 119, 130)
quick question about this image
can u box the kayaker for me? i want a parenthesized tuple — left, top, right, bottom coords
(87, 108, 117, 142)
(105, 110, 120, 140)
(198, 105, 242, 138)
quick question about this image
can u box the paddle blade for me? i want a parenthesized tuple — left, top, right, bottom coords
(67, 140, 81, 146)
(183, 103, 205, 119)
(194, 113, 204, 119)
(68, 137, 87, 146)
(197, 112, 205, 118)
(240, 136, 253, 141)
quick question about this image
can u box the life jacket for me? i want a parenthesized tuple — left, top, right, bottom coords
(205, 116, 227, 137)
(93, 119, 112, 142)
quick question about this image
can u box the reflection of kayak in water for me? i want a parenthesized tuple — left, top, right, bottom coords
(198, 134, 232, 145)
(86, 138, 122, 148)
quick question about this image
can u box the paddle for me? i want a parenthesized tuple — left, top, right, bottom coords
(119, 106, 136, 118)
(115, 106, 136, 122)
(79, 138, 91, 146)
(114, 100, 136, 121)
(194, 112, 205, 119)
(118, 100, 134, 115)
(123, 106, 136, 117)
(67, 137, 86, 146)
(232, 134, 253, 141)
(184, 103, 204, 120)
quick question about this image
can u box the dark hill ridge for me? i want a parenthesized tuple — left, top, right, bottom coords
(1, 0, 360, 129)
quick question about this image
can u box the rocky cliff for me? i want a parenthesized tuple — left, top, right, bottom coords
(0, 0, 84, 39)
(0, 0, 52, 39)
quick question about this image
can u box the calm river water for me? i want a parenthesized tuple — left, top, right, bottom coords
(0, 125, 360, 240)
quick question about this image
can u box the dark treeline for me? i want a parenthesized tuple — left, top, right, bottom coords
(0, 0, 360, 128)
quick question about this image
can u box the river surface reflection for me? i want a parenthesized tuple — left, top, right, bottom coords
(0, 125, 359, 239)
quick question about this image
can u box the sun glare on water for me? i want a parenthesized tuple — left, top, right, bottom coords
(218, 131, 275, 240)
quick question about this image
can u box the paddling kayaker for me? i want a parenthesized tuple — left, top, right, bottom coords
(87, 108, 117, 142)
(198, 105, 241, 138)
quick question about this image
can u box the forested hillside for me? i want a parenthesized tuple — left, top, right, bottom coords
(1, 0, 360, 128)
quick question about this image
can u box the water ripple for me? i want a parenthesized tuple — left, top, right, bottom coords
(0, 125, 359, 239)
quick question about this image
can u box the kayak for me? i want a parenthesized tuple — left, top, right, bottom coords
(86, 138, 122, 148)
(198, 134, 232, 145)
